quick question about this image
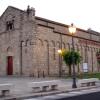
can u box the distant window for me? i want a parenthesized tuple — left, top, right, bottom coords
(6, 20, 14, 30)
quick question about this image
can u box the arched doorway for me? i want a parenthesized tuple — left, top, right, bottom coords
(7, 47, 13, 75)
(7, 56, 13, 75)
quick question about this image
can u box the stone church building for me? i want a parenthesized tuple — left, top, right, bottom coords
(0, 6, 100, 77)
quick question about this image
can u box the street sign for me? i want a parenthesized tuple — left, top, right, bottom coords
(83, 63, 88, 72)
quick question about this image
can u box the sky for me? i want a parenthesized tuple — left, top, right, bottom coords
(0, 0, 100, 32)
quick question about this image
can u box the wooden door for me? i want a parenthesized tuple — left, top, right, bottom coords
(7, 56, 13, 75)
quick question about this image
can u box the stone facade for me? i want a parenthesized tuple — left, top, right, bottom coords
(0, 6, 100, 77)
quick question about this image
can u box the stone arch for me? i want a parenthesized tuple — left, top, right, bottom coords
(50, 40, 56, 60)
(56, 41, 60, 49)
(5, 14, 15, 31)
(44, 40, 49, 58)
(91, 47, 94, 72)
(7, 46, 13, 56)
(7, 46, 12, 52)
(66, 43, 70, 51)
(76, 44, 82, 72)
(44, 40, 49, 46)
(35, 39, 44, 76)
(51, 40, 55, 47)
(77, 45, 79, 51)
(93, 47, 95, 52)
(37, 38, 43, 46)
(62, 42, 65, 49)
(87, 47, 93, 72)
(94, 47, 96, 52)
(6, 46, 13, 75)
(87, 46, 89, 51)
(75, 44, 79, 51)
(44, 40, 49, 75)
(75, 44, 80, 73)
(56, 41, 61, 75)
(36, 38, 44, 59)
(52, 40, 56, 60)
(95, 48, 98, 52)
(26, 39, 30, 46)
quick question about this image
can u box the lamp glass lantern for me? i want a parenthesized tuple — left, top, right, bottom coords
(69, 23, 76, 35)
(57, 49, 62, 54)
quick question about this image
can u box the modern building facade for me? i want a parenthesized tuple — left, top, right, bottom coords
(0, 6, 100, 77)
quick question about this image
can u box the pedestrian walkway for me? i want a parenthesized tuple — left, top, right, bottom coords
(0, 76, 100, 100)
(0, 76, 72, 100)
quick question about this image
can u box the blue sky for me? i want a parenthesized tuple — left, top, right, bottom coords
(0, 0, 100, 32)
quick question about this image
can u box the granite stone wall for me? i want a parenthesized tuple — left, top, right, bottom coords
(0, 6, 100, 77)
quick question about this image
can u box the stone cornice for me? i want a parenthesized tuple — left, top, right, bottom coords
(36, 16, 100, 36)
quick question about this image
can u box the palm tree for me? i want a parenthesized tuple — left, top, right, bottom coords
(61, 49, 82, 76)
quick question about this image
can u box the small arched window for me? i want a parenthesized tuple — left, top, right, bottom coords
(6, 20, 14, 30)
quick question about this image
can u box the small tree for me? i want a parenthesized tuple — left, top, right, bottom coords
(61, 49, 82, 76)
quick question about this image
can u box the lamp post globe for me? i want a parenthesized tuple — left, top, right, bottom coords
(58, 49, 62, 54)
(69, 23, 76, 35)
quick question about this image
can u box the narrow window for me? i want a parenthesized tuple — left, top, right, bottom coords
(6, 20, 14, 31)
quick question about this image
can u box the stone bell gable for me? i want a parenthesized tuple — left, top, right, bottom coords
(0, 6, 24, 33)
(0, 6, 36, 40)
(0, 6, 37, 76)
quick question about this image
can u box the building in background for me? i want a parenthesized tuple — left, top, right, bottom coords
(0, 6, 100, 77)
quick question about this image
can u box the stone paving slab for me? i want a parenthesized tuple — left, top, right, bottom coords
(5, 85, 100, 100)
(0, 76, 100, 100)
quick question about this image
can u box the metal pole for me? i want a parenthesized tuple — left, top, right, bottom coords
(72, 35, 77, 88)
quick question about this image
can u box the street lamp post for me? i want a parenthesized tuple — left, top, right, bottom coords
(68, 23, 77, 88)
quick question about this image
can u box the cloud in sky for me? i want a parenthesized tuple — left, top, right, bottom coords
(0, 0, 100, 32)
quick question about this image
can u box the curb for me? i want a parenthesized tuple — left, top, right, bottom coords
(4, 85, 100, 100)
